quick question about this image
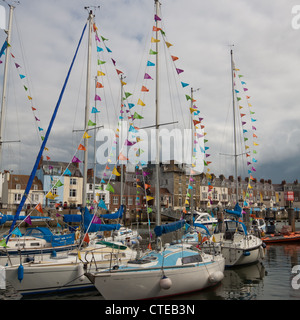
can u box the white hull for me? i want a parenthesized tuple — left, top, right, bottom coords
(202, 233, 265, 267)
(5, 245, 135, 295)
(87, 256, 225, 300)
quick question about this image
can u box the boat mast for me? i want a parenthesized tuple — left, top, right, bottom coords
(230, 49, 239, 205)
(0, 4, 14, 169)
(82, 10, 94, 208)
(154, 0, 161, 228)
(120, 74, 124, 210)
(190, 87, 194, 220)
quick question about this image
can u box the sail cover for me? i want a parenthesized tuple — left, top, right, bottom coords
(100, 205, 124, 220)
(225, 202, 243, 218)
(154, 219, 186, 237)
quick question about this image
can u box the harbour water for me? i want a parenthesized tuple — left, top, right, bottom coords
(1, 222, 300, 301)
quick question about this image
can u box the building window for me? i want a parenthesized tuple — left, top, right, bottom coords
(128, 197, 133, 205)
(70, 178, 77, 185)
(14, 194, 22, 202)
(16, 184, 21, 190)
(202, 192, 207, 199)
(33, 184, 38, 190)
(89, 184, 93, 191)
(69, 189, 77, 197)
(113, 196, 119, 205)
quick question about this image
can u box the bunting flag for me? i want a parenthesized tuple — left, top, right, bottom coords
(35, 203, 43, 214)
(112, 167, 121, 176)
(72, 156, 81, 163)
(64, 168, 71, 176)
(12, 227, 22, 237)
(46, 191, 59, 200)
(105, 183, 115, 193)
(83, 132, 91, 139)
(98, 199, 108, 210)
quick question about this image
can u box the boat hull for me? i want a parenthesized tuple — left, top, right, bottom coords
(262, 233, 300, 243)
(86, 257, 225, 300)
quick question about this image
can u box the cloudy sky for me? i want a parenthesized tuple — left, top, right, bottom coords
(0, 0, 300, 185)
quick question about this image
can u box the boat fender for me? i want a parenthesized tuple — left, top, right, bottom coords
(18, 264, 24, 283)
(208, 271, 224, 283)
(51, 250, 57, 258)
(160, 275, 172, 290)
(243, 251, 250, 256)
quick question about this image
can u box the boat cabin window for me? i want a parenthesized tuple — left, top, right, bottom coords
(30, 242, 41, 246)
(182, 255, 202, 264)
(15, 243, 25, 247)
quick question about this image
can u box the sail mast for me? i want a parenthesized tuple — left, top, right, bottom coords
(120, 74, 124, 209)
(154, 0, 161, 227)
(230, 49, 239, 204)
(82, 10, 94, 208)
(0, 4, 14, 169)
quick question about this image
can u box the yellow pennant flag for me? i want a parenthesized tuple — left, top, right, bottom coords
(28, 96, 33, 100)
(165, 42, 173, 48)
(83, 132, 91, 139)
(97, 71, 105, 76)
(151, 37, 160, 43)
(146, 196, 154, 201)
(112, 167, 121, 176)
(189, 107, 197, 113)
(253, 142, 259, 146)
(137, 99, 145, 106)
(46, 191, 58, 200)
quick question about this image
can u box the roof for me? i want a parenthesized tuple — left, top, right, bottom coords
(40, 160, 82, 177)
(9, 174, 43, 191)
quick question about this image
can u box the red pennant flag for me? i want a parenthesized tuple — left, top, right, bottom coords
(78, 144, 86, 151)
(171, 55, 178, 61)
(96, 82, 104, 88)
(141, 86, 149, 92)
(116, 69, 123, 75)
(83, 233, 90, 243)
(35, 203, 43, 214)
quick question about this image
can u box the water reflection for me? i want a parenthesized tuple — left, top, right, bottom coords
(163, 262, 265, 300)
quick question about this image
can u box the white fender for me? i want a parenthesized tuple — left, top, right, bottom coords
(160, 275, 172, 290)
(208, 271, 224, 283)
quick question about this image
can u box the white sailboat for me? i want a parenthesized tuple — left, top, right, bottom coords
(0, 4, 79, 266)
(201, 49, 265, 267)
(5, 9, 138, 295)
(85, 0, 225, 300)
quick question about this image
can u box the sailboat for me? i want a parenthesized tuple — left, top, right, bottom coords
(85, 0, 225, 300)
(4, 9, 140, 295)
(0, 4, 80, 265)
(201, 49, 265, 267)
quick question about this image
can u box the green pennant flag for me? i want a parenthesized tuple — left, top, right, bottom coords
(54, 180, 63, 188)
(106, 183, 115, 193)
(88, 120, 96, 126)
(98, 60, 106, 65)
(149, 49, 158, 55)
(0, 239, 7, 247)
(24, 85, 28, 91)
(133, 112, 144, 120)
(185, 94, 191, 101)
(147, 207, 153, 213)
(187, 193, 191, 198)
(204, 139, 208, 143)
(160, 29, 165, 36)
(101, 36, 108, 41)
(123, 92, 133, 100)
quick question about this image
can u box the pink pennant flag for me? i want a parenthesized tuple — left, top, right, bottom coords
(15, 63, 21, 68)
(35, 116, 40, 121)
(176, 68, 184, 74)
(92, 215, 102, 224)
(111, 58, 116, 66)
(243, 88, 248, 91)
(154, 14, 161, 21)
(24, 215, 32, 225)
(252, 167, 256, 172)
(144, 73, 153, 80)
(95, 35, 101, 42)
(95, 95, 101, 101)
(125, 139, 136, 146)
(142, 171, 150, 177)
(72, 156, 81, 163)
(252, 126, 256, 130)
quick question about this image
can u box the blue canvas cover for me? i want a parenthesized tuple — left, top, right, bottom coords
(100, 205, 124, 220)
(225, 202, 243, 218)
(154, 219, 186, 237)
